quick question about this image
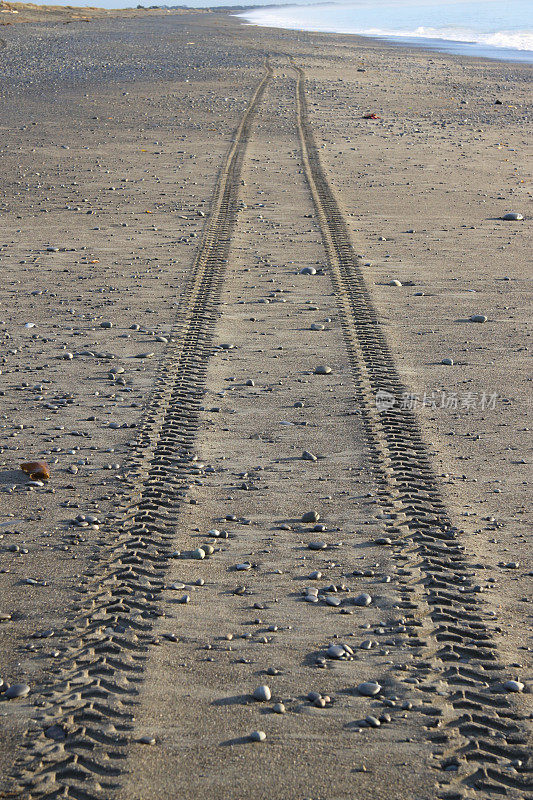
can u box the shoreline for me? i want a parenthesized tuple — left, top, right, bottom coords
(0, 10, 531, 798)
(234, 6, 533, 65)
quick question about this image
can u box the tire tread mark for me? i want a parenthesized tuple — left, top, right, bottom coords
(11, 63, 272, 800)
(293, 64, 531, 800)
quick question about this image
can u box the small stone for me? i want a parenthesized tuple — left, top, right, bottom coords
(302, 511, 320, 523)
(389, 279, 402, 287)
(300, 267, 317, 275)
(100, 321, 113, 329)
(252, 685, 271, 701)
(357, 682, 381, 697)
(353, 593, 372, 607)
(503, 680, 524, 693)
(235, 562, 252, 571)
(250, 730, 267, 742)
(314, 365, 332, 375)
(5, 683, 30, 699)
(191, 548, 206, 560)
(138, 735, 156, 745)
(441, 358, 454, 365)
(302, 451, 317, 462)
(273, 702, 286, 714)
(502, 212, 524, 221)
(469, 314, 487, 323)
(308, 541, 327, 550)
(365, 715, 381, 728)
(310, 323, 324, 331)
(327, 644, 346, 659)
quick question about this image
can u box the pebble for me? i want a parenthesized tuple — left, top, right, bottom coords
(191, 548, 205, 560)
(300, 267, 317, 275)
(310, 323, 325, 331)
(357, 681, 381, 697)
(365, 716, 381, 728)
(235, 562, 252, 571)
(138, 735, 156, 745)
(250, 730, 267, 742)
(469, 314, 487, 323)
(308, 541, 327, 551)
(314, 366, 332, 375)
(302, 451, 318, 462)
(441, 358, 454, 366)
(100, 321, 113, 329)
(273, 702, 286, 714)
(502, 212, 524, 220)
(302, 511, 320, 523)
(389, 280, 402, 287)
(353, 593, 372, 607)
(327, 644, 347, 659)
(252, 685, 271, 701)
(503, 680, 524, 693)
(5, 683, 30, 699)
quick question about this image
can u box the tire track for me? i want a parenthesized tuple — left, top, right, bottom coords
(293, 64, 531, 800)
(10, 63, 272, 800)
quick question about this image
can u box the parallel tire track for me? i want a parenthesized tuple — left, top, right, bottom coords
(11, 64, 272, 800)
(293, 64, 531, 800)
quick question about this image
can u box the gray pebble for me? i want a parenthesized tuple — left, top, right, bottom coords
(302, 511, 320, 523)
(469, 314, 487, 323)
(503, 680, 524, 693)
(308, 541, 327, 551)
(357, 681, 381, 696)
(253, 685, 272, 701)
(502, 212, 523, 220)
(353, 593, 372, 607)
(314, 365, 332, 375)
(327, 644, 346, 659)
(302, 451, 318, 462)
(365, 715, 381, 728)
(441, 358, 454, 365)
(5, 683, 30, 699)
(250, 730, 266, 742)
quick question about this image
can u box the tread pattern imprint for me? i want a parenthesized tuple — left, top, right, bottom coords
(7, 60, 531, 800)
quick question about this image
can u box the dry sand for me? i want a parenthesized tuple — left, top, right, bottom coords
(0, 9, 531, 800)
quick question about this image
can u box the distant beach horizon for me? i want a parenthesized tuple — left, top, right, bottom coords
(236, 0, 533, 63)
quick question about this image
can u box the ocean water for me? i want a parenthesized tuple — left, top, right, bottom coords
(237, 0, 533, 63)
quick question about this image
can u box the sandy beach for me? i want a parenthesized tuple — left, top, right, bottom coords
(0, 7, 531, 799)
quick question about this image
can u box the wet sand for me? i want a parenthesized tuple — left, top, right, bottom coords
(0, 9, 531, 800)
